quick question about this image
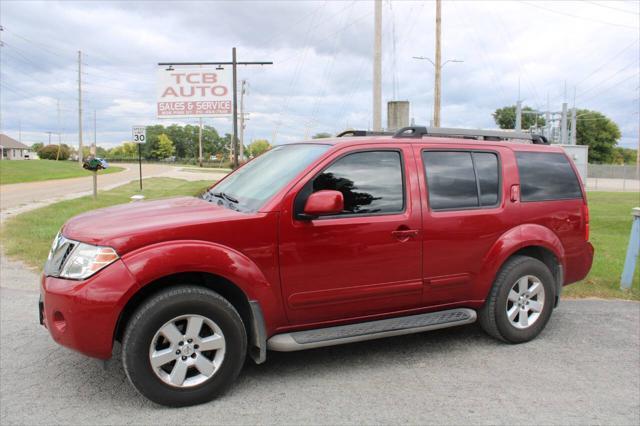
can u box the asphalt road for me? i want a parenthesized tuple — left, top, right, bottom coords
(1, 267, 638, 425)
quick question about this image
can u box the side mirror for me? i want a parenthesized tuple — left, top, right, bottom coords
(302, 190, 344, 218)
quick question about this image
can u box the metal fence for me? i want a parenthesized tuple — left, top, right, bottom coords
(586, 164, 639, 192)
(588, 164, 639, 180)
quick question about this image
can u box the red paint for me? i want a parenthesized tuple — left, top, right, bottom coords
(41, 136, 594, 360)
(303, 190, 344, 216)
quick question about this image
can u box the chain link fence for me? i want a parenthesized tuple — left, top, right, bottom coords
(587, 164, 639, 192)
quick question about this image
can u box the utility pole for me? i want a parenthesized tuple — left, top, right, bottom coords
(198, 117, 203, 167)
(78, 50, 83, 165)
(515, 77, 522, 131)
(158, 52, 272, 169)
(545, 93, 551, 140)
(570, 107, 577, 145)
(515, 100, 522, 131)
(239, 79, 247, 163)
(434, 0, 442, 127)
(92, 109, 96, 155)
(231, 47, 239, 167)
(561, 102, 568, 144)
(373, 0, 382, 131)
(57, 100, 61, 145)
(47, 131, 53, 144)
(92, 110, 97, 199)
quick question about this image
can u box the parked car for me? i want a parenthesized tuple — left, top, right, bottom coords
(40, 126, 594, 406)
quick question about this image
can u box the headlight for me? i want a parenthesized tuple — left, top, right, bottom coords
(58, 243, 119, 280)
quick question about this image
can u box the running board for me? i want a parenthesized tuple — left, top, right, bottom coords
(267, 308, 476, 352)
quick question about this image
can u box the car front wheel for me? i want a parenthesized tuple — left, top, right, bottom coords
(122, 286, 247, 406)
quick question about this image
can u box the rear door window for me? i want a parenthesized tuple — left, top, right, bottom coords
(422, 151, 500, 210)
(516, 152, 582, 201)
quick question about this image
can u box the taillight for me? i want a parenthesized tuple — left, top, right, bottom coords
(583, 203, 590, 241)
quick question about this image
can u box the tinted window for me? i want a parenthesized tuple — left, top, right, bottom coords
(422, 151, 501, 210)
(474, 152, 500, 206)
(312, 151, 404, 215)
(516, 152, 582, 201)
(423, 152, 478, 209)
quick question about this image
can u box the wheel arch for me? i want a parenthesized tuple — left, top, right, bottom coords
(113, 271, 268, 364)
(476, 224, 566, 304)
(507, 246, 563, 306)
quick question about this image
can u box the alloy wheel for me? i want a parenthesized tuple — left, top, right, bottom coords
(148, 314, 226, 388)
(505, 275, 546, 329)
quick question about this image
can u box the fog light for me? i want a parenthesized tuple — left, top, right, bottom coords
(53, 311, 67, 332)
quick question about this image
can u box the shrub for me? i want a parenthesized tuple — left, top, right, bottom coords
(38, 144, 71, 160)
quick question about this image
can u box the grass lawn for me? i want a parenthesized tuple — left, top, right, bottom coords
(2, 177, 212, 268)
(564, 192, 640, 300)
(0, 160, 124, 185)
(1, 181, 639, 300)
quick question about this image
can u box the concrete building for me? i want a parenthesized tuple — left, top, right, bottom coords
(0, 134, 32, 160)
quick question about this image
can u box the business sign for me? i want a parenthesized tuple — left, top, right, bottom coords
(132, 126, 146, 144)
(157, 68, 232, 118)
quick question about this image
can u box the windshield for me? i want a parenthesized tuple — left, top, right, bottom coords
(203, 144, 330, 212)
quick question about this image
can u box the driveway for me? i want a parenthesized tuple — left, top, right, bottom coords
(1, 254, 638, 425)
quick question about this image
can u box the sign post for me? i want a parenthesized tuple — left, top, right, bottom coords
(621, 207, 640, 289)
(132, 126, 146, 191)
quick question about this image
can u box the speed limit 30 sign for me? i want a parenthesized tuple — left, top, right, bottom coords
(132, 126, 146, 144)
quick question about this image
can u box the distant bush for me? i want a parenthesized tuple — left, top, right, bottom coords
(38, 144, 71, 160)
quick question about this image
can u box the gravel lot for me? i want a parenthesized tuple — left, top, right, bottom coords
(1, 261, 638, 425)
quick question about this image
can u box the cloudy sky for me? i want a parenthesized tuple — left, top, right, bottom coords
(1, 0, 638, 150)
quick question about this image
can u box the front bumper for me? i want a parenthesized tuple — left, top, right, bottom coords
(40, 259, 139, 359)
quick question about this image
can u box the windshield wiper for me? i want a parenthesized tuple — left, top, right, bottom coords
(212, 191, 239, 204)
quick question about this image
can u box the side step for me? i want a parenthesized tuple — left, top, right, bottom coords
(267, 308, 476, 352)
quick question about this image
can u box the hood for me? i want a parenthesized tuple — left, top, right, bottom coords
(62, 197, 244, 254)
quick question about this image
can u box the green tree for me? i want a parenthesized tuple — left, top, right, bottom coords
(37, 144, 70, 160)
(575, 109, 621, 163)
(612, 147, 637, 165)
(108, 142, 139, 159)
(492, 105, 546, 130)
(312, 132, 332, 139)
(142, 124, 227, 160)
(247, 139, 271, 157)
(151, 134, 176, 159)
(31, 142, 44, 152)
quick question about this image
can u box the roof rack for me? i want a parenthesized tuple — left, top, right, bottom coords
(392, 126, 549, 144)
(336, 130, 394, 137)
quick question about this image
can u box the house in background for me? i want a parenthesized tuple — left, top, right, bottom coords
(0, 134, 33, 160)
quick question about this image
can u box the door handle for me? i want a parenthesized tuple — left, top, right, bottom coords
(392, 228, 420, 241)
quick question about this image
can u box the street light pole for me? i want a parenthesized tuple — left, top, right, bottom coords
(412, 56, 463, 127)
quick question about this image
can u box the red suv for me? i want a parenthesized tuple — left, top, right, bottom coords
(40, 127, 594, 406)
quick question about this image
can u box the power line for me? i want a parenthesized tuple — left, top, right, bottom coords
(576, 59, 639, 99)
(272, 2, 328, 143)
(575, 39, 639, 87)
(450, 1, 508, 100)
(579, 73, 638, 104)
(584, 1, 640, 16)
(519, 1, 639, 30)
(492, 9, 542, 108)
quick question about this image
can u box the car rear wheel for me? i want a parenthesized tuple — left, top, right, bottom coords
(122, 286, 246, 407)
(479, 256, 556, 343)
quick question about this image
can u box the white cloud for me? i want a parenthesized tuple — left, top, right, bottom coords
(0, 0, 638, 149)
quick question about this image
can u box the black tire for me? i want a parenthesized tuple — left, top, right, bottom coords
(122, 286, 247, 407)
(479, 256, 556, 343)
